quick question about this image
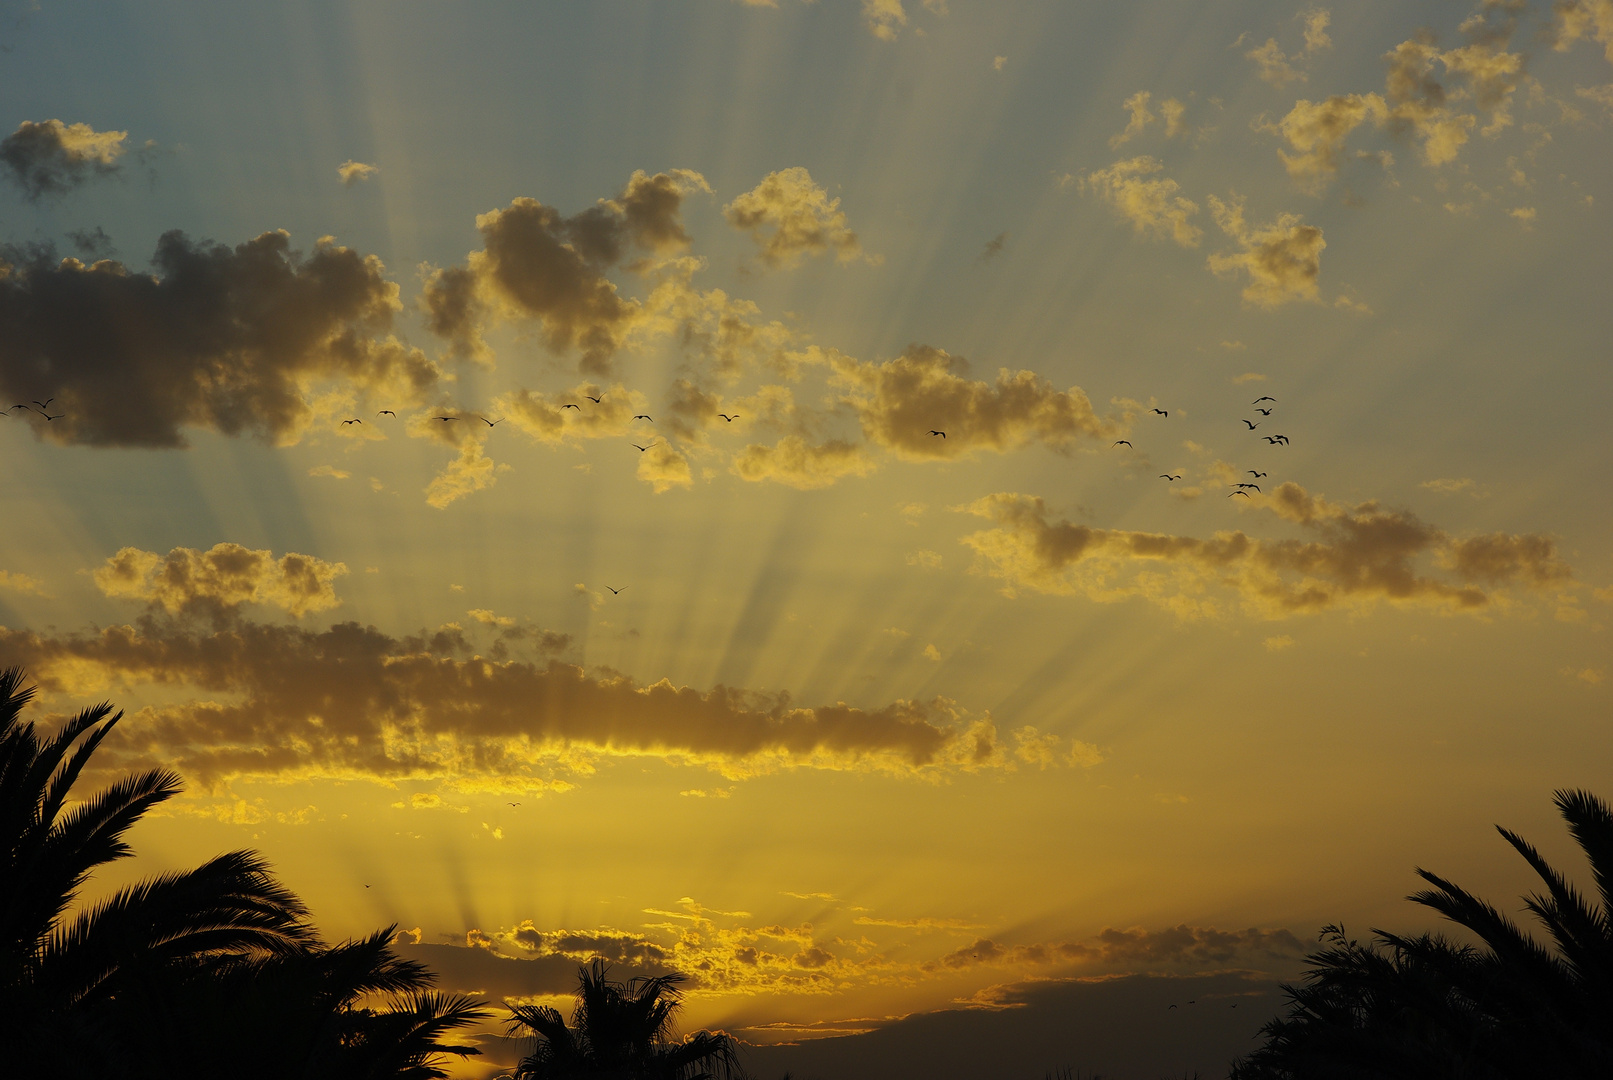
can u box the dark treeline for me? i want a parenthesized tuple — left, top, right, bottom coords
(6, 665, 1611, 1079)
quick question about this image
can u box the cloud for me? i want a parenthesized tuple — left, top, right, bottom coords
(493, 382, 650, 445)
(732, 436, 877, 489)
(992, 55, 1007, 71)
(1268, 94, 1389, 193)
(307, 464, 351, 480)
(958, 483, 1569, 620)
(1264, 634, 1294, 651)
(1079, 157, 1202, 247)
(0, 230, 439, 448)
(0, 119, 128, 199)
(831, 345, 1123, 460)
(636, 440, 694, 493)
(92, 543, 348, 617)
(1161, 97, 1187, 138)
(337, 160, 378, 185)
(1551, 0, 1613, 63)
(723, 167, 872, 268)
(1108, 91, 1156, 148)
(860, 0, 945, 41)
(1303, 9, 1332, 54)
(906, 550, 943, 570)
(1231, 371, 1264, 382)
(0, 570, 47, 597)
(1575, 83, 1613, 116)
(419, 169, 711, 371)
(1421, 477, 1480, 495)
(1247, 39, 1305, 88)
(930, 924, 1306, 972)
(1206, 195, 1324, 308)
(0, 609, 1016, 790)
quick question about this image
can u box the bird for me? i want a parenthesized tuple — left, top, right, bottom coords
(631, 441, 660, 452)
(1241, 419, 1259, 430)
(507, 802, 521, 807)
(1229, 490, 1250, 497)
(1113, 440, 1132, 448)
(562, 403, 580, 410)
(1168, 1004, 1178, 1010)
(1248, 470, 1266, 477)
(1152, 408, 1168, 417)
(718, 413, 738, 422)
(33, 398, 52, 410)
(929, 430, 946, 437)
(606, 586, 625, 595)
(1252, 396, 1276, 404)
(1255, 407, 1272, 415)
(1187, 1000, 1196, 1006)
(585, 395, 602, 404)
(364, 884, 371, 888)
(480, 416, 504, 427)
(1262, 435, 1282, 444)
(342, 418, 362, 425)
(1273, 434, 1289, 443)
(433, 415, 457, 422)
(41, 413, 62, 421)
(633, 414, 653, 421)
(9, 404, 31, 412)
(377, 410, 396, 417)
(1235, 483, 1260, 491)
(1159, 474, 1181, 481)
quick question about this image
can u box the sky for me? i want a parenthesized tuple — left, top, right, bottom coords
(2, 0, 1611, 1075)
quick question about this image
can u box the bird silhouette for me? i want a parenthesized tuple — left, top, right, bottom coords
(718, 413, 738, 422)
(1248, 470, 1266, 477)
(342, 418, 362, 425)
(1273, 434, 1289, 443)
(1152, 408, 1168, 416)
(1229, 490, 1250, 497)
(562, 403, 580, 410)
(364, 884, 371, 888)
(631, 441, 660, 452)
(585, 395, 602, 403)
(1262, 435, 1282, 444)
(433, 416, 457, 422)
(377, 410, 396, 417)
(633, 414, 653, 420)
(507, 802, 521, 807)
(33, 399, 53, 410)
(480, 416, 504, 427)
(1168, 1004, 1178, 1010)
(1242, 419, 1259, 430)
(1235, 483, 1260, 491)
(1255, 407, 1272, 415)
(1159, 474, 1181, 481)
(1252, 396, 1276, 404)
(41, 412, 62, 421)
(929, 430, 946, 437)
(9, 405, 31, 413)
(606, 586, 625, 595)
(1113, 440, 1132, 448)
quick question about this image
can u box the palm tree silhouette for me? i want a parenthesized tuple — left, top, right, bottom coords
(1233, 788, 1613, 1078)
(0, 666, 487, 1078)
(504, 957, 740, 1079)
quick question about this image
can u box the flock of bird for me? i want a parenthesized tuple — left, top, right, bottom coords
(6, 399, 63, 421)
(1108, 394, 1289, 498)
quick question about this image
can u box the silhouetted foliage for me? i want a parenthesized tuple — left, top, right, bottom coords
(1231, 789, 1613, 1079)
(0, 666, 488, 1079)
(504, 957, 741, 1079)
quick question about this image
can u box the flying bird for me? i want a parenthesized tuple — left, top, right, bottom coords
(9, 405, 31, 412)
(342, 418, 362, 425)
(1159, 474, 1181, 481)
(1113, 440, 1132, 448)
(377, 410, 396, 417)
(585, 395, 602, 404)
(929, 430, 946, 437)
(606, 586, 626, 595)
(1248, 470, 1266, 477)
(562, 403, 580, 410)
(507, 802, 521, 807)
(1229, 490, 1250, 497)
(1262, 435, 1282, 444)
(718, 413, 738, 422)
(1241, 419, 1259, 430)
(480, 416, 504, 427)
(33, 399, 52, 410)
(1168, 1004, 1178, 1010)
(41, 413, 62, 421)
(1252, 396, 1276, 404)
(433, 416, 458, 422)
(1255, 407, 1272, 415)
(1273, 434, 1289, 443)
(1235, 483, 1260, 491)
(631, 441, 661, 452)
(633, 414, 653, 421)
(364, 884, 371, 888)
(1152, 408, 1168, 416)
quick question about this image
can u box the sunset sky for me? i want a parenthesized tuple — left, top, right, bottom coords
(3, 1, 1611, 1075)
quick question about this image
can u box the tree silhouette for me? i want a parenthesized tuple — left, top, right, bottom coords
(505, 957, 741, 1080)
(1232, 788, 1613, 1078)
(0, 666, 487, 1078)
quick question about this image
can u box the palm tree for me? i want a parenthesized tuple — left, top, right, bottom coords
(1232, 788, 1613, 1078)
(0, 666, 488, 1078)
(505, 958, 741, 1080)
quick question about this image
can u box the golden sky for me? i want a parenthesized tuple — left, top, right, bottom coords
(2, 0, 1611, 1075)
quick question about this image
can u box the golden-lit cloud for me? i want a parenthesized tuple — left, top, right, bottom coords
(1206, 195, 1324, 308)
(0, 119, 128, 199)
(723, 167, 872, 268)
(307, 464, 351, 480)
(493, 382, 651, 445)
(731, 436, 877, 489)
(860, 0, 946, 42)
(0, 232, 439, 448)
(1268, 94, 1389, 193)
(1303, 9, 1333, 54)
(1160, 97, 1187, 138)
(931, 924, 1304, 972)
(1108, 91, 1156, 149)
(408, 412, 506, 508)
(832, 344, 1123, 460)
(419, 169, 711, 371)
(1551, 0, 1613, 63)
(636, 440, 694, 493)
(336, 160, 377, 185)
(1079, 157, 1202, 247)
(1246, 39, 1305, 89)
(959, 483, 1569, 620)
(0, 570, 48, 597)
(0, 612, 1020, 789)
(92, 543, 348, 617)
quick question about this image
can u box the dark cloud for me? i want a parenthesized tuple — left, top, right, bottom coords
(0, 230, 440, 447)
(419, 170, 709, 372)
(67, 226, 115, 259)
(0, 119, 127, 199)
